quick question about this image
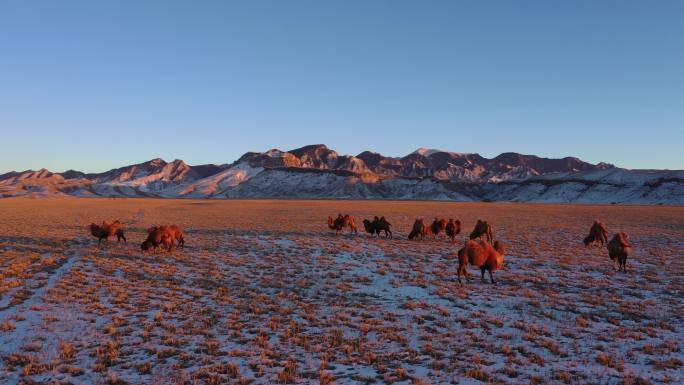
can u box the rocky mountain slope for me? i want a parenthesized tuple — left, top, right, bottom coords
(1, 145, 682, 204)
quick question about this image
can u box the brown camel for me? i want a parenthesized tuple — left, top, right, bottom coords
(584, 220, 608, 247)
(142, 225, 185, 252)
(89, 220, 126, 245)
(469, 220, 493, 243)
(607, 232, 632, 273)
(457, 240, 506, 285)
(327, 214, 358, 235)
(408, 218, 427, 240)
(430, 218, 449, 238)
(363, 216, 392, 239)
(445, 219, 461, 242)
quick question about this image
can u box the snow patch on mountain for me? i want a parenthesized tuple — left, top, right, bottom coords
(170, 163, 264, 197)
(412, 148, 444, 157)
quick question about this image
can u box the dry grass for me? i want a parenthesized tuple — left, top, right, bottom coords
(0, 197, 683, 384)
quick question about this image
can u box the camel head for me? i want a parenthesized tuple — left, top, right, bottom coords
(141, 240, 152, 252)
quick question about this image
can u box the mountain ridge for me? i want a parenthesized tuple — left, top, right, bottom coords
(2, 145, 682, 204)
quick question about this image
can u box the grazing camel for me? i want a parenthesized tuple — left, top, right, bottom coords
(141, 226, 163, 253)
(327, 214, 358, 235)
(408, 218, 427, 241)
(363, 216, 392, 239)
(607, 232, 632, 273)
(445, 219, 461, 242)
(469, 220, 493, 243)
(457, 240, 506, 285)
(430, 218, 449, 239)
(584, 220, 608, 247)
(89, 220, 126, 246)
(142, 225, 185, 252)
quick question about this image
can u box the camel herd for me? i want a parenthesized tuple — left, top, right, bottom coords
(88, 214, 633, 285)
(89, 221, 185, 252)
(581, 220, 632, 273)
(326, 214, 633, 284)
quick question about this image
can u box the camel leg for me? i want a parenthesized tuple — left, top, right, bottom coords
(480, 267, 486, 283)
(458, 265, 468, 285)
(488, 270, 496, 284)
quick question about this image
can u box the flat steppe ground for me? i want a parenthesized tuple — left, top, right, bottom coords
(0, 198, 683, 385)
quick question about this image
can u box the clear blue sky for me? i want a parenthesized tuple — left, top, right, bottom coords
(1, 0, 682, 173)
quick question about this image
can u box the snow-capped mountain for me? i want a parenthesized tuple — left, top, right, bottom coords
(1, 145, 682, 204)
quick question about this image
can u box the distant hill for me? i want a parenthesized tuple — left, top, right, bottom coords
(2, 145, 682, 204)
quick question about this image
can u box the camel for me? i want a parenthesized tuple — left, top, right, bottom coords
(327, 214, 358, 235)
(457, 240, 506, 285)
(160, 224, 185, 249)
(408, 218, 427, 241)
(363, 216, 392, 239)
(430, 218, 449, 239)
(445, 219, 461, 242)
(142, 226, 165, 253)
(584, 220, 608, 247)
(362, 219, 375, 236)
(422, 221, 433, 239)
(469, 220, 493, 243)
(607, 232, 632, 273)
(142, 225, 185, 252)
(89, 220, 126, 246)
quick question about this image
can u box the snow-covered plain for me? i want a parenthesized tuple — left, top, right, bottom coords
(0, 198, 683, 384)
